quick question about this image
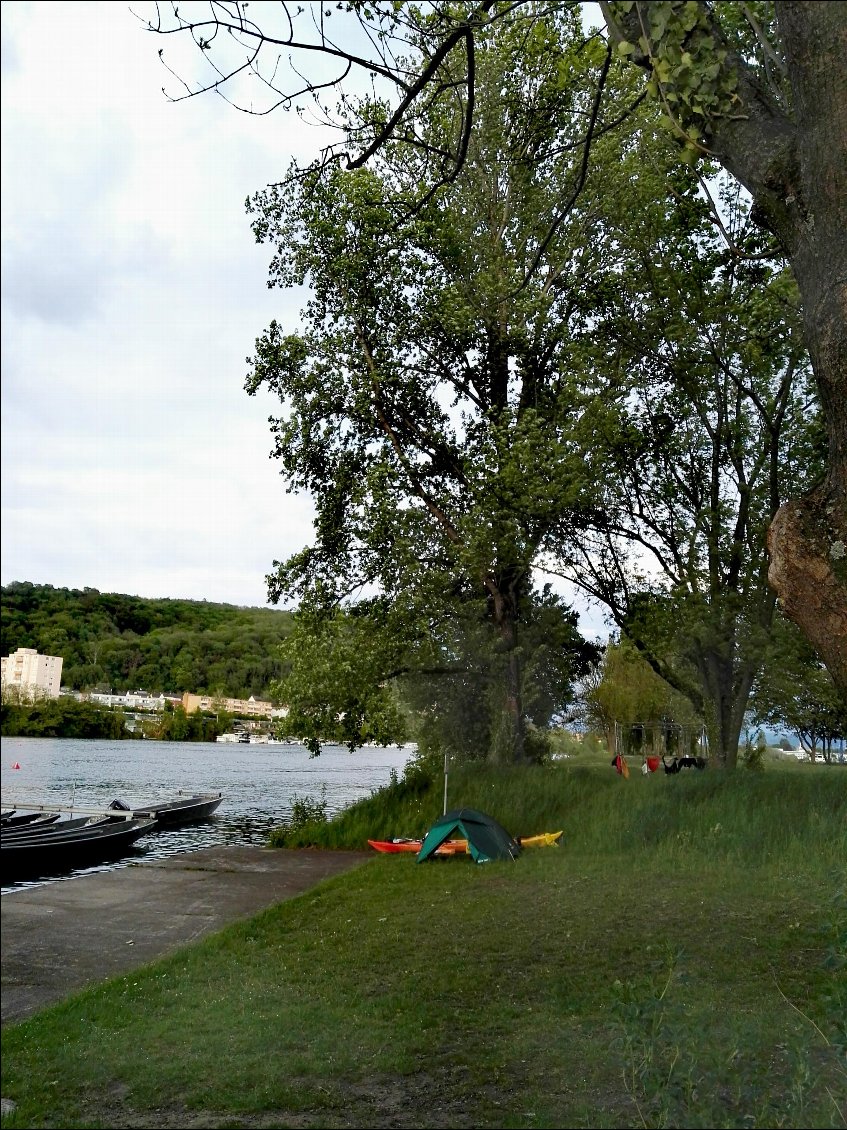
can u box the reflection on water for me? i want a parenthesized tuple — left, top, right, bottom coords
(1, 737, 412, 894)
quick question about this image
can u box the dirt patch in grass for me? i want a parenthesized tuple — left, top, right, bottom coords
(73, 1065, 636, 1129)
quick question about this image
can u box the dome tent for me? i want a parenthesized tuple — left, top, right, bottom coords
(417, 808, 522, 864)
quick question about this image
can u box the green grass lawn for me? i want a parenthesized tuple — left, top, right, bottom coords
(1, 754, 845, 1129)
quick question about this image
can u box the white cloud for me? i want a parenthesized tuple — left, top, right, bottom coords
(1, 0, 318, 609)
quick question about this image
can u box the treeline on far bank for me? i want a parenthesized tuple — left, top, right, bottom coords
(1, 696, 227, 741)
(1, 582, 294, 699)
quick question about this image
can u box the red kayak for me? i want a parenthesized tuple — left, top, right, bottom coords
(367, 838, 467, 856)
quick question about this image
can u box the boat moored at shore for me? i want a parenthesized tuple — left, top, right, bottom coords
(0, 792, 224, 882)
(1, 817, 157, 882)
(128, 792, 223, 825)
(4, 792, 224, 831)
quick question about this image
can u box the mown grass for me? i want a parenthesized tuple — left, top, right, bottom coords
(1, 752, 845, 1129)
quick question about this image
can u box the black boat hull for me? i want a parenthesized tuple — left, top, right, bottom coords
(2, 818, 156, 883)
(131, 793, 223, 826)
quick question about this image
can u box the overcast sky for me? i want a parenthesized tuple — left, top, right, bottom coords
(1, 1, 611, 639)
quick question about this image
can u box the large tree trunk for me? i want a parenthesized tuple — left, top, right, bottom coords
(487, 579, 527, 763)
(767, 486, 847, 690)
(764, 5, 847, 697)
(698, 654, 757, 771)
(602, 1, 847, 702)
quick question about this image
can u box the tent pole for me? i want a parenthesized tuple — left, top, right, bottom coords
(443, 751, 448, 815)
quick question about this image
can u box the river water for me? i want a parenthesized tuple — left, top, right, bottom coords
(1, 736, 413, 894)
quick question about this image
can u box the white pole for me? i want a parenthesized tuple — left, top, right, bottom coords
(443, 750, 449, 815)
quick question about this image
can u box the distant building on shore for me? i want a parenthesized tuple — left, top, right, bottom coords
(182, 692, 285, 719)
(55, 686, 285, 720)
(1, 647, 64, 699)
(83, 690, 182, 712)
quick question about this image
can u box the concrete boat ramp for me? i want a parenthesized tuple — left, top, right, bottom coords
(1, 845, 371, 1027)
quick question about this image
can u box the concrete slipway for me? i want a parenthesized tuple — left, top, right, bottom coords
(1, 845, 372, 1027)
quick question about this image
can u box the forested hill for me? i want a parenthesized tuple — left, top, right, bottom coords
(1, 582, 294, 699)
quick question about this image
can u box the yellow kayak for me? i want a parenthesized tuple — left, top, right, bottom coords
(517, 831, 563, 848)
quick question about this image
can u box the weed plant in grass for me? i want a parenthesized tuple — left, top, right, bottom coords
(1, 756, 844, 1129)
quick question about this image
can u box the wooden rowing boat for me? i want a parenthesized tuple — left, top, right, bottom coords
(1, 817, 157, 883)
(1, 793, 223, 882)
(0, 815, 115, 841)
(123, 791, 223, 826)
(5, 792, 224, 830)
(0, 811, 61, 829)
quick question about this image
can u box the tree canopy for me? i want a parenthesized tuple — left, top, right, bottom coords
(599, 1, 846, 694)
(142, 0, 847, 705)
(246, 8, 607, 759)
(544, 148, 820, 765)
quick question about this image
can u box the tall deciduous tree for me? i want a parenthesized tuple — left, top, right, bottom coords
(144, 0, 847, 701)
(545, 157, 820, 767)
(245, 9, 608, 760)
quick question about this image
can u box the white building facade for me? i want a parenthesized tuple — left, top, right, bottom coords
(1, 647, 64, 699)
(84, 691, 181, 712)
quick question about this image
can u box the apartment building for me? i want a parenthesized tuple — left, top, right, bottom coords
(84, 691, 182, 712)
(182, 692, 285, 719)
(1, 647, 64, 699)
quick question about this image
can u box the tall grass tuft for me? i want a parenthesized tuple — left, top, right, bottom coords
(273, 753, 845, 873)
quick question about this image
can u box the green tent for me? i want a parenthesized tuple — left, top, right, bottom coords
(417, 808, 522, 864)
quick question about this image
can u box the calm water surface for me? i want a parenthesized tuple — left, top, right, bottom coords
(1, 736, 412, 894)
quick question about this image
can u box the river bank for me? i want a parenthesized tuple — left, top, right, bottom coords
(1, 737, 411, 893)
(1, 844, 372, 1027)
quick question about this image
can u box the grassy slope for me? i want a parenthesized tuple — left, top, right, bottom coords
(1, 754, 845, 1129)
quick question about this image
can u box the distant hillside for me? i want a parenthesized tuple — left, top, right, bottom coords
(1, 582, 294, 699)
